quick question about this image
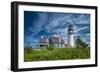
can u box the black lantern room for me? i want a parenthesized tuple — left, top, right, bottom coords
(67, 24, 74, 34)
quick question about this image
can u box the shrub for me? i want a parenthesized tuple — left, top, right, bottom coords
(75, 36, 88, 49)
(24, 47, 33, 53)
(24, 43, 33, 53)
(46, 44, 54, 51)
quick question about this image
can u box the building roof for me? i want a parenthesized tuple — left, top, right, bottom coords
(39, 35, 65, 44)
(49, 36, 64, 44)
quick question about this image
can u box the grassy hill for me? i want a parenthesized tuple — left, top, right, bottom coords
(24, 48, 90, 62)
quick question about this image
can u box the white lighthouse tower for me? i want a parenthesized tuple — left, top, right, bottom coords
(67, 24, 74, 48)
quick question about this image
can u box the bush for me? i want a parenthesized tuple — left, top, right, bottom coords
(46, 44, 54, 51)
(25, 47, 33, 53)
(24, 43, 33, 53)
(75, 36, 88, 49)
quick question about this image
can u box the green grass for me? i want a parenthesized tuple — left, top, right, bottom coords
(24, 48, 90, 62)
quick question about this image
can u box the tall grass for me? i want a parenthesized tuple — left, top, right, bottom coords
(24, 48, 90, 62)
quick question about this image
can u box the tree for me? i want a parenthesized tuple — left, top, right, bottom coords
(75, 36, 88, 49)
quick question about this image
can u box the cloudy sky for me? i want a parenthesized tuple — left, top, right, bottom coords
(24, 11, 90, 48)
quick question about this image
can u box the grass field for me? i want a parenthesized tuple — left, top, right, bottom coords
(24, 48, 90, 62)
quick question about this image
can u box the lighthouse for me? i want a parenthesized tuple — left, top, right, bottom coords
(67, 24, 74, 48)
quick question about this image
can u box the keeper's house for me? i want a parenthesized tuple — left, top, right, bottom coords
(39, 35, 65, 49)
